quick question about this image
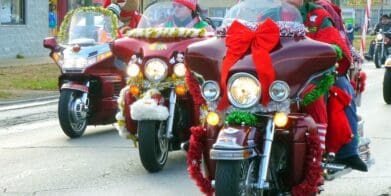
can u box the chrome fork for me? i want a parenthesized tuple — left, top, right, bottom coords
(165, 87, 176, 139)
(254, 118, 275, 190)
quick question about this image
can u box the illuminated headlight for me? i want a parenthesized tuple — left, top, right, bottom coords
(228, 73, 261, 108)
(376, 34, 383, 41)
(269, 81, 290, 102)
(174, 63, 186, 77)
(201, 81, 220, 101)
(63, 57, 95, 69)
(144, 58, 168, 82)
(127, 63, 140, 77)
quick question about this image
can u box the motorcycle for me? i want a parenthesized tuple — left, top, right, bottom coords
(112, 2, 214, 172)
(43, 7, 125, 138)
(373, 28, 391, 68)
(383, 57, 391, 104)
(185, 1, 373, 195)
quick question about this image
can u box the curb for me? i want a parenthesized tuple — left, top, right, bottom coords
(0, 96, 59, 112)
(0, 95, 59, 106)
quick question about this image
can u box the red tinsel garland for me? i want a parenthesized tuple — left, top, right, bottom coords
(291, 128, 323, 196)
(185, 70, 214, 195)
(187, 126, 214, 196)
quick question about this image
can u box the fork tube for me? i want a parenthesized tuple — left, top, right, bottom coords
(257, 118, 275, 189)
(166, 87, 176, 139)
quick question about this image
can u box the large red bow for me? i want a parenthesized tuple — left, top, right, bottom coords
(218, 19, 280, 110)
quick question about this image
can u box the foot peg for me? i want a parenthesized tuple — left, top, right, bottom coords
(180, 141, 189, 152)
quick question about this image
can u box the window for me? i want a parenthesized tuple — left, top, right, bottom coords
(0, 0, 25, 25)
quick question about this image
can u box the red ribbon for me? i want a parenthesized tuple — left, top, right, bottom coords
(218, 19, 280, 110)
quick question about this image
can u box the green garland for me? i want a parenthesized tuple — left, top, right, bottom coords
(302, 74, 335, 106)
(57, 6, 119, 43)
(225, 111, 257, 126)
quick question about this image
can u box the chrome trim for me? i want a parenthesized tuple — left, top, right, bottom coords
(201, 80, 221, 102)
(165, 87, 176, 139)
(227, 72, 261, 109)
(256, 118, 275, 189)
(210, 148, 257, 160)
(269, 80, 290, 102)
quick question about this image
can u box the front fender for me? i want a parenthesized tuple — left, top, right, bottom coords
(130, 98, 169, 121)
(61, 82, 89, 93)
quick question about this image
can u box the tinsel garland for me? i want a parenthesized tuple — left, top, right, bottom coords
(187, 126, 214, 196)
(115, 86, 138, 146)
(126, 27, 207, 39)
(303, 74, 335, 106)
(225, 111, 257, 126)
(57, 6, 119, 43)
(185, 70, 215, 195)
(291, 127, 323, 196)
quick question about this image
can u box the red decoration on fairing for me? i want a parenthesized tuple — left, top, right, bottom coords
(326, 86, 353, 154)
(185, 70, 206, 123)
(218, 19, 280, 110)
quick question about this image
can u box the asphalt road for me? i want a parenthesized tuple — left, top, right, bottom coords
(0, 63, 390, 196)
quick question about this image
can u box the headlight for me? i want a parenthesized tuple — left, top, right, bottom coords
(127, 63, 140, 77)
(376, 34, 383, 41)
(269, 81, 290, 102)
(228, 73, 261, 108)
(144, 58, 168, 82)
(174, 63, 186, 77)
(201, 80, 220, 101)
(63, 57, 94, 69)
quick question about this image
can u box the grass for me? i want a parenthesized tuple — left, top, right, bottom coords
(0, 63, 60, 99)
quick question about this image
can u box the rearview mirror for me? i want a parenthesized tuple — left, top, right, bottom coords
(43, 37, 57, 51)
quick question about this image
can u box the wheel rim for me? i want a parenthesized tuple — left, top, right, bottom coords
(68, 92, 87, 133)
(155, 121, 169, 164)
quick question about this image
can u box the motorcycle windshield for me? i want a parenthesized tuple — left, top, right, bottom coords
(61, 9, 117, 46)
(137, 2, 202, 29)
(222, 0, 303, 28)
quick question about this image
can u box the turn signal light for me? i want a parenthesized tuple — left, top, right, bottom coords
(130, 85, 140, 96)
(273, 112, 288, 127)
(207, 112, 220, 126)
(175, 84, 187, 96)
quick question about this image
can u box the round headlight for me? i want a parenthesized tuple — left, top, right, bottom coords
(376, 34, 383, 41)
(269, 81, 290, 102)
(228, 73, 261, 108)
(174, 63, 186, 77)
(127, 63, 140, 77)
(201, 80, 220, 101)
(144, 58, 168, 82)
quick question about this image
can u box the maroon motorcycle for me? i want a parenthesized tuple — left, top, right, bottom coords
(185, 1, 373, 195)
(111, 2, 214, 172)
(43, 7, 125, 138)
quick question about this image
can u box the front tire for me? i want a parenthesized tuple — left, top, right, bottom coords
(383, 68, 391, 104)
(215, 160, 246, 196)
(58, 89, 87, 138)
(138, 120, 169, 173)
(374, 46, 384, 68)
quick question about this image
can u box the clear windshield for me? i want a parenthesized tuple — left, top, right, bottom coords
(64, 11, 116, 45)
(222, 0, 303, 28)
(138, 2, 200, 28)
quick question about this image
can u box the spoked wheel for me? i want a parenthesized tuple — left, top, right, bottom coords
(383, 68, 391, 104)
(58, 89, 88, 138)
(138, 120, 169, 173)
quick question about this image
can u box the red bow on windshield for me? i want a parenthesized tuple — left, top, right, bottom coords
(218, 19, 280, 110)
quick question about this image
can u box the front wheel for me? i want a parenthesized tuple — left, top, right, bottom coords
(58, 89, 88, 138)
(138, 120, 169, 172)
(383, 68, 391, 104)
(374, 46, 385, 68)
(215, 160, 247, 196)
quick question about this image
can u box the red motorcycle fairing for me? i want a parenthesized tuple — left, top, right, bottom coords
(206, 113, 318, 185)
(61, 82, 89, 93)
(185, 36, 337, 96)
(112, 36, 208, 65)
